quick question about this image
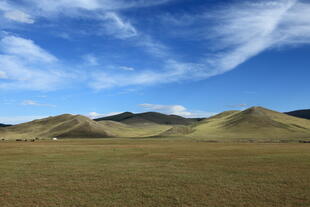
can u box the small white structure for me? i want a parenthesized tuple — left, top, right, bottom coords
(52, 137, 58, 141)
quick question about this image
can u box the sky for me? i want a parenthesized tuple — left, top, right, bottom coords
(0, 0, 310, 124)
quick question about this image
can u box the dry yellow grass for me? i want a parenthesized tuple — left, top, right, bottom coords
(0, 138, 309, 207)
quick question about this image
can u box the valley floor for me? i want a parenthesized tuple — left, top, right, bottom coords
(0, 138, 309, 207)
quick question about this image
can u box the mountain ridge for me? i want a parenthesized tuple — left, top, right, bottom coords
(285, 109, 310, 120)
(95, 111, 197, 125)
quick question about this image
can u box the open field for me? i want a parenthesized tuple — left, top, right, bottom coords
(0, 138, 309, 207)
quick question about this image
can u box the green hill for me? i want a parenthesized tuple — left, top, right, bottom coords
(285, 109, 310, 120)
(95, 112, 196, 125)
(161, 107, 310, 140)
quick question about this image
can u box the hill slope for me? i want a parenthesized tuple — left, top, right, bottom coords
(0, 114, 115, 139)
(96, 120, 171, 138)
(285, 109, 310, 120)
(161, 107, 310, 140)
(95, 112, 196, 125)
(0, 114, 173, 139)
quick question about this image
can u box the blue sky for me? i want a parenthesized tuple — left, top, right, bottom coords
(0, 0, 310, 124)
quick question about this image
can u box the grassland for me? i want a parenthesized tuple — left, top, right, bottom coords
(0, 138, 309, 207)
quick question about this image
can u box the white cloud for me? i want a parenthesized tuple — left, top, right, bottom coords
(88, 112, 103, 119)
(22, 100, 56, 107)
(2, 0, 310, 91)
(100, 12, 137, 39)
(90, 0, 310, 90)
(1, 36, 57, 63)
(0, 35, 72, 90)
(135, 35, 171, 58)
(139, 103, 215, 118)
(88, 111, 121, 119)
(89, 60, 202, 89)
(202, 0, 300, 75)
(24, 0, 172, 12)
(0, 1, 34, 24)
(4, 10, 34, 24)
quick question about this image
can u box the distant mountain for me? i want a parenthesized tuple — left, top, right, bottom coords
(2, 107, 309, 141)
(160, 107, 310, 140)
(285, 109, 310, 120)
(95, 112, 197, 125)
(0, 123, 12, 127)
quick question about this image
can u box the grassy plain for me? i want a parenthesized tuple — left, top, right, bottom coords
(0, 138, 309, 207)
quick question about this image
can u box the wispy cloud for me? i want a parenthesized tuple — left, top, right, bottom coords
(83, 54, 99, 66)
(4, 10, 34, 24)
(139, 103, 215, 118)
(1, 0, 310, 91)
(100, 12, 137, 39)
(21, 100, 56, 107)
(0, 35, 71, 90)
(1, 36, 57, 63)
(24, 0, 172, 12)
(0, 1, 34, 24)
(90, 0, 310, 89)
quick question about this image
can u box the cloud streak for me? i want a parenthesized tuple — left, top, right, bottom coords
(22, 100, 56, 107)
(91, 0, 310, 89)
(1, 0, 310, 91)
(100, 12, 138, 39)
(24, 0, 172, 13)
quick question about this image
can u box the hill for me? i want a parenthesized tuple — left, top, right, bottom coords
(160, 107, 310, 140)
(0, 114, 115, 139)
(0, 114, 173, 139)
(96, 120, 171, 138)
(0, 123, 12, 127)
(2, 107, 310, 141)
(285, 109, 310, 120)
(95, 112, 196, 125)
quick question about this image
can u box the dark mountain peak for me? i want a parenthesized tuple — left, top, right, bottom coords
(95, 112, 134, 122)
(286, 109, 310, 120)
(116, 112, 134, 116)
(95, 111, 197, 125)
(0, 123, 12, 127)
